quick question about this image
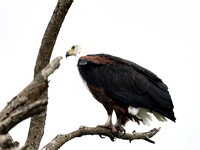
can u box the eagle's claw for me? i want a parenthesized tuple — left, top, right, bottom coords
(99, 134, 106, 139)
(111, 125, 126, 137)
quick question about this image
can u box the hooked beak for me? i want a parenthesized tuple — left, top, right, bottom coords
(66, 51, 70, 57)
(66, 47, 74, 58)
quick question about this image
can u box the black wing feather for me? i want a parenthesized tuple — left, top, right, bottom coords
(78, 54, 176, 121)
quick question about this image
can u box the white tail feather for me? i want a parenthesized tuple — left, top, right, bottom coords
(137, 108, 152, 126)
(128, 106, 167, 125)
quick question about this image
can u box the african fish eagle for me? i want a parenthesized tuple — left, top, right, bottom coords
(66, 44, 176, 134)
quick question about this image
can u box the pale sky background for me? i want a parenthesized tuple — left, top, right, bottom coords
(0, 0, 200, 149)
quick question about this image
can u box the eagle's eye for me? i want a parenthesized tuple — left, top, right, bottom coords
(72, 45, 75, 49)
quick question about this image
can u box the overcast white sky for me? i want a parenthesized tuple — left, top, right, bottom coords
(0, 0, 200, 149)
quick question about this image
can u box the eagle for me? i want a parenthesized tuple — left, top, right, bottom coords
(66, 44, 176, 134)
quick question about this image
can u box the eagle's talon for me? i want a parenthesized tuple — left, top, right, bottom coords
(110, 137, 116, 142)
(122, 129, 126, 136)
(111, 125, 125, 137)
(113, 129, 119, 137)
(99, 134, 106, 139)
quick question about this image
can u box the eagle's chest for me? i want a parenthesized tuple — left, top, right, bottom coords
(78, 62, 104, 87)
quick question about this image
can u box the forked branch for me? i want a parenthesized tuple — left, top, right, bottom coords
(0, 56, 63, 134)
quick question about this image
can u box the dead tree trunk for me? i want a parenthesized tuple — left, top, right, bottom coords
(25, 0, 74, 150)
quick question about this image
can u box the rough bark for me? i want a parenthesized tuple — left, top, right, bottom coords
(42, 126, 160, 150)
(0, 57, 62, 135)
(0, 134, 19, 150)
(0, 56, 62, 150)
(26, 0, 73, 149)
(0, 77, 47, 134)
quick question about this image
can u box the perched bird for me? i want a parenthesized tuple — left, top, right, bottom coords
(66, 44, 176, 134)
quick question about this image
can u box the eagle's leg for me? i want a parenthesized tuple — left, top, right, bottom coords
(97, 111, 113, 128)
(112, 116, 125, 135)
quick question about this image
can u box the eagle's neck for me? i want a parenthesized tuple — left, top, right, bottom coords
(75, 50, 88, 64)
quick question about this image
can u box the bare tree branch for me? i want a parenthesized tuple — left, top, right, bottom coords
(0, 134, 27, 150)
(41, 126, 161, 150)
(26, 0, 74, 149)
(34, 0, 73, 76)
(0, 134, 19, 150)
(0, 56, 62, 135)
(0, 99, 47, 134)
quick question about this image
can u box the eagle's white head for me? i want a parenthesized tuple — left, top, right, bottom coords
(66, 44, 89, 56)
(66, 44, 93, 63)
